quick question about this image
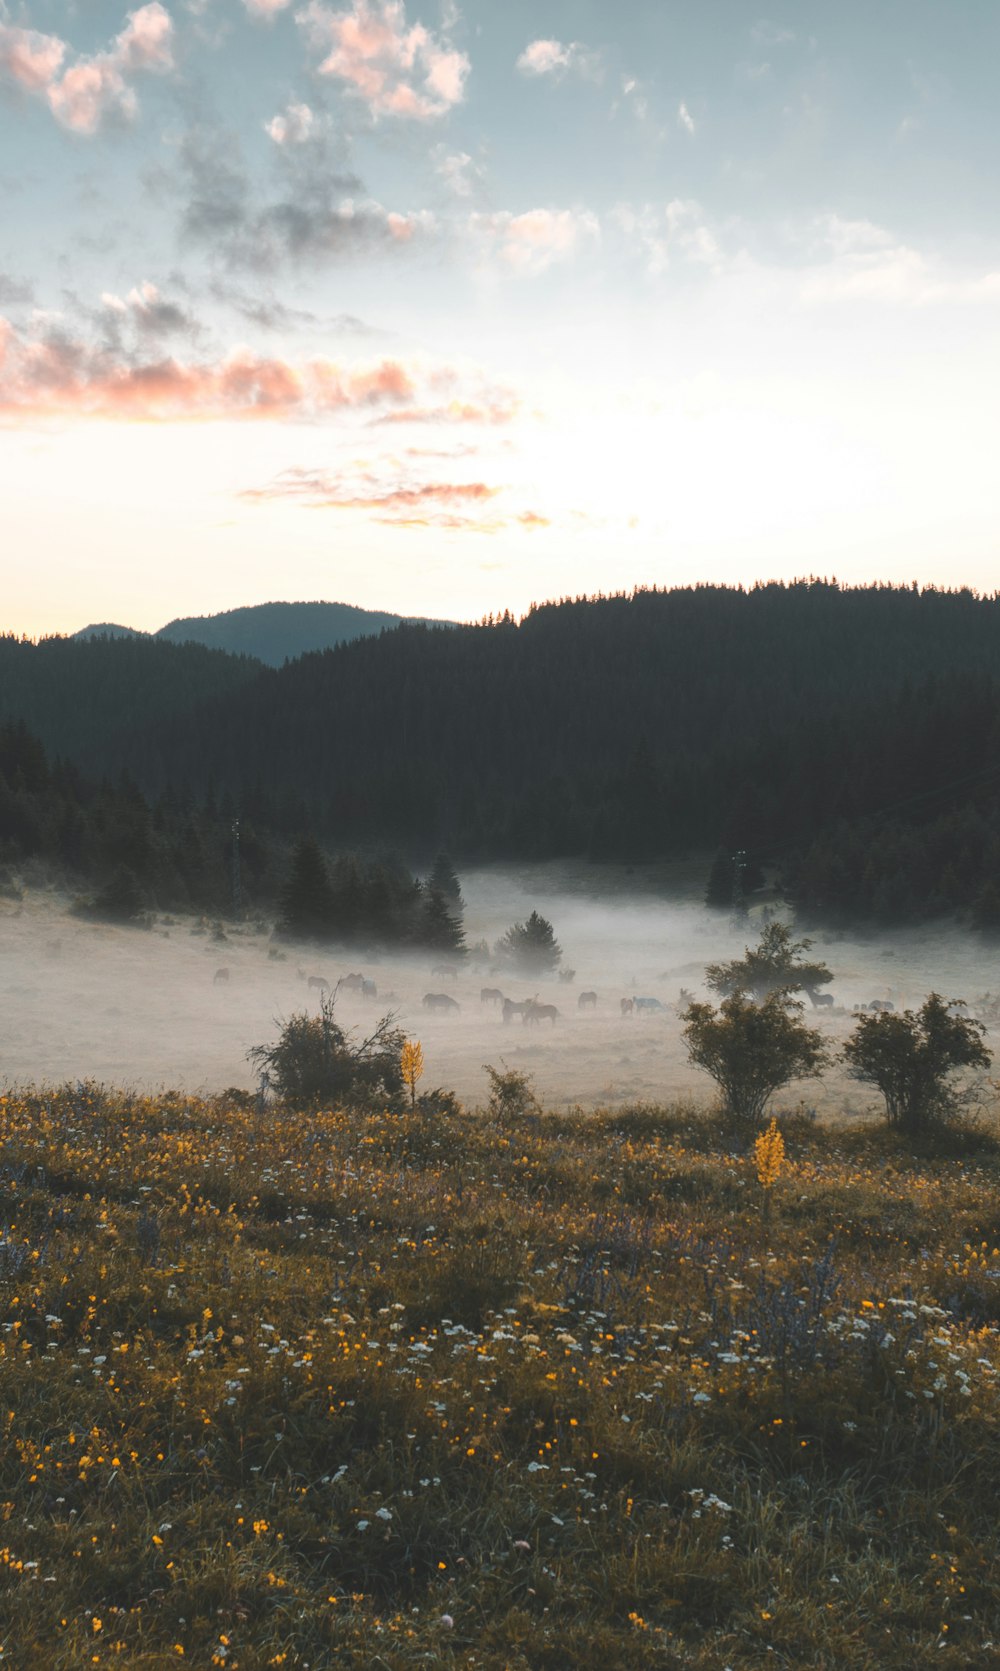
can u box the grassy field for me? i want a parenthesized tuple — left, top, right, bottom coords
(0, 1085, 998, 1667)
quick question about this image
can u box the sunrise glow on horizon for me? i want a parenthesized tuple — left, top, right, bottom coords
(3, 0, 1000, 637)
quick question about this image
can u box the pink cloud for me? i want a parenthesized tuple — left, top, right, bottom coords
(298, 0, 469, 120)
(243, 0, 294, 16)
(0, 317, 527, 439)
(0, 24, 67, 93)
(0, 4, 173, 134)
(471, 207, 600, 274)
(0, 316, 426, 422)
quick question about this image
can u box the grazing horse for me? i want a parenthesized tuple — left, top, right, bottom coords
(340, 972, 366, 992)
(423, 992, 460, 1013)
(432, 964, 458, 980)
(805, 989, 835, 1009)
(361, 978, 377, 999)
(524, 1002, 558, 1026)
(213, 967, 230, 985)
(502, 999, 532, 1025)
(634, 997, 666, 1015)
(578, 990, 598, 1010)
(620, 998, 634, 1017)
(307, 975, 329, 993)
(481, 987, 504, 1008)
(868, 999, 894, 1013)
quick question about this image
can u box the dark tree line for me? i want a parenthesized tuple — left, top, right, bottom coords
(8, 584, 1000, 926)
(276, 838, 465, 954)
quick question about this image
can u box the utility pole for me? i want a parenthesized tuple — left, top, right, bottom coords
(730, 849, 748, 929)
(231, 818, 242, 920)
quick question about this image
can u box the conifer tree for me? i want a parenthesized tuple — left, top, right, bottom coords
(420, 883, 466, 955)
(278, 838, 336, 940)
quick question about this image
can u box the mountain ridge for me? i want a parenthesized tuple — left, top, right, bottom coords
(73, 599, 457, 666)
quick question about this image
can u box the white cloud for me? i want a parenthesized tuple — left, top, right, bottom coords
(434, 147, 481, 196)
(298, 0, 469, 121)
(677, 100, 695, 134)
(265, 100, 318, 144)
(516, 38, 603, 81)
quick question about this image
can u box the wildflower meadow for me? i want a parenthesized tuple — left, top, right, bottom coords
(0, 1085, 998, 1666)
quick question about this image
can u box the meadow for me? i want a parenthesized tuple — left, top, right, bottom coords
(0, 1084, 998, 1666)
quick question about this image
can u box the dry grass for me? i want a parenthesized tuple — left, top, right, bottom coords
(0, 1085, 998, 1666)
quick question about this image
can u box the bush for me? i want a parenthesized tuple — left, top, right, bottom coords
(843, 992, 991, 1135)
(705, 922, 832, 1002)
(248, 994, 406, 1110)
(682, 989, 831, 1127)
(484, 1061, 541, 1122)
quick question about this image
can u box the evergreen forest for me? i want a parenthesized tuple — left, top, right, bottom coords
(5, 581, 1000, 928)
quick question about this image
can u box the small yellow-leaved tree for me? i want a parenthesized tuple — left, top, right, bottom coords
(401, 1039, 425, 1109)
(754, 1117, 785, 1219)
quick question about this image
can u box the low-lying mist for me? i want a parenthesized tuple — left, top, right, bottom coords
(3, 861, 999, 1115)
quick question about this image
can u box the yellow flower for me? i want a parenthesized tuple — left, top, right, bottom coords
(754, 1118, 785, 1190)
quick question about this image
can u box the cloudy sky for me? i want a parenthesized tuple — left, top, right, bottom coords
(2, 0, 999, 634)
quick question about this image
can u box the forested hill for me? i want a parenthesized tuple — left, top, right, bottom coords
(107, 581, 1000, 864)
(10, 582, 1000, 923)
(0, 634, 262, 773)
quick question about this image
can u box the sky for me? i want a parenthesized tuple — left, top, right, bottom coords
(2, 0, 1000, 636)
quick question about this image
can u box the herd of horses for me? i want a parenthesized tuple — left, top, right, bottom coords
(211, 958, 905, 1029)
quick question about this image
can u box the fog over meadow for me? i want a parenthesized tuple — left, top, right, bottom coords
(2, 863, 999, 1116)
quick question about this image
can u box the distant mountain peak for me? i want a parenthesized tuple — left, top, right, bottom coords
(72, 622, 145, 640)
(154, 599, 455, 666)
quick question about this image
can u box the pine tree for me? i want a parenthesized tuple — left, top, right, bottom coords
(429, 852, 463, 909)
(493, 910, 562, 975)
(420, 884, 466, 955)
(278, 838, 336, 940)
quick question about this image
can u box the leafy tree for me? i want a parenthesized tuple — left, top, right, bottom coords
(682, 990, 831, 1127)
(706, 922, 832, 1002)
(493, 910, 562, 976)
(85, 865, 147, 924)
(277, 838, 335, 940)
(843, 993, 991, 1135)
(248, 993, 405, 1111)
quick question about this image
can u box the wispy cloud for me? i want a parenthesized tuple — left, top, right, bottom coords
(516, 38, 603, 82)
(297, 0, 469, 120)
(241, 460, 547, 532)
(0, 4, 173, 134)
(677, 100, 695, 135)
(242, 0, 294, 18)
(470, 207, 600, 275)
(433, 147, 482, 198)
(178, 121, 434, 268)
(800, 216, 1000, 306)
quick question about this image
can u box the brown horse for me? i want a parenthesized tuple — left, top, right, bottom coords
(524, 1002, 558, 1026)
(578, 991, 598, 1010)
(502, 999, 532, 1025)
(620, 998, 634, 1017)
(481, 987, 504, 1007)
